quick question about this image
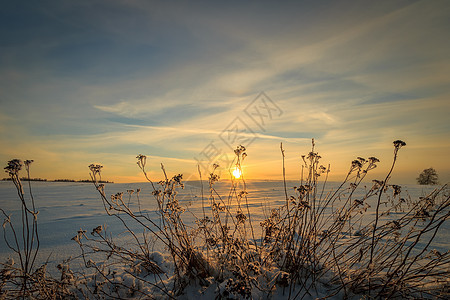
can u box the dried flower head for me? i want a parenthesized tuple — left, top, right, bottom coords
(209, 173, 220, 184)
(172, 174, 183, 184)
(368, 157, 380, 164)
(71, 229, 86, 244)
(112, 192, 123, 201)
(91, 225, 102, 235)
(88, 164, 103, 175)
(234, 145, 246, 156)
(4, 159, 22, 176)
(296, 185, 311, 198)
(393, 140, 406, 149)
(307, 152, 318, 160)
(351, 159, 363, 169)
(236, 210, 247, 224)
(136, 154, 147, 169)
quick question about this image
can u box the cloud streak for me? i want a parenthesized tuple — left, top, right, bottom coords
(1, 0, 449, 183)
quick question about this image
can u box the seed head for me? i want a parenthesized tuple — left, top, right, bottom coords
(352, 160, 363, 169)
(88, 164, 103, 175)
(234, 145, 246, 156)
(136, 154, 147, 169)
(393, 140, 406, 149)
(368, 157, 380, 164)
(91, 225, 102, 235)
(357, 157, 366, 164)
(4, 159, 22, 176)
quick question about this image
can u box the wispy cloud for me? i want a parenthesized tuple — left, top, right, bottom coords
(1, 0, 449, 183)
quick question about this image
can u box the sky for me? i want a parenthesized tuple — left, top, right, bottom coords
(1, 0, 449, 184)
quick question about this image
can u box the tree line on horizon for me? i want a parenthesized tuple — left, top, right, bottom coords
(1, 177, 113, 183)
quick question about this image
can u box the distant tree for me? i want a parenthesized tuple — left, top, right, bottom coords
(416, 167, 439, 185)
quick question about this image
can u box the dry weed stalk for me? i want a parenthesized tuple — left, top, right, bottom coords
(2, 140, 448, 299)
(76, 140, 449, 299)
(1, 159, 76, 299)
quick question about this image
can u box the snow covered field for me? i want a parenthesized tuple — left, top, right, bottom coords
(1, 179, 448, 298)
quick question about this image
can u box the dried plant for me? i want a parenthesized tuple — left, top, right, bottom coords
(72, 140, 449, 299)
(2, 140, 448, 299)
(1, 159, 76, 299)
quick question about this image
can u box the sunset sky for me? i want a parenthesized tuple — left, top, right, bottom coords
(1, 0, 449, 184)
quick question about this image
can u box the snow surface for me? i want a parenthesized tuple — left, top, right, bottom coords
(1, 180, 448, 298)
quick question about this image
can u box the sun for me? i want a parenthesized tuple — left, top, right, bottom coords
(232, 167, 242, 179)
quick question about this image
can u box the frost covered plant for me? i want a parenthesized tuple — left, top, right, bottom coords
(73, 157, 211, 298)
(1, 159, 39, 294)
(88, 163, 103, 182)
(71, 140, 449, 299)
(4, 159, 22, 176)
(1, 160, 76, 299)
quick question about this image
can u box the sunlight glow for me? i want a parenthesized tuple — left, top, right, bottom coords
(232, 167, 242, 179)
